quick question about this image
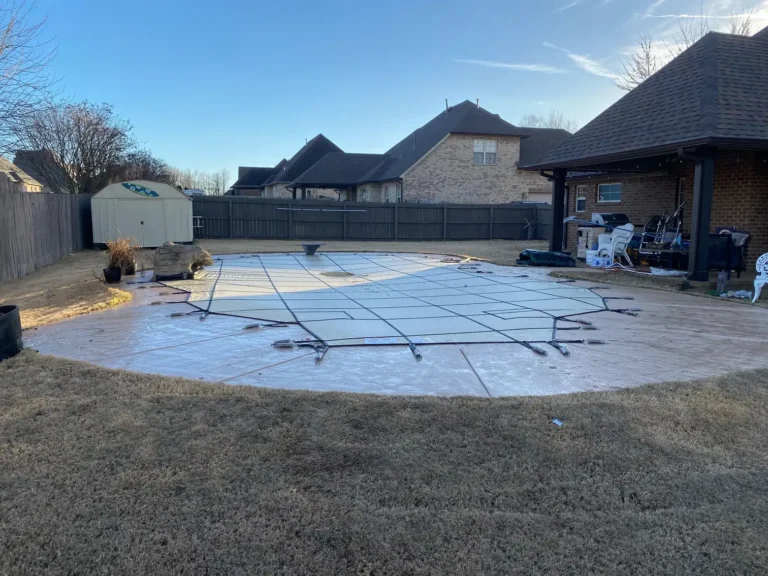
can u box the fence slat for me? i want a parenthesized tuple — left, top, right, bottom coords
(0, 185, 93, 283)
(192, 197, 551, 243)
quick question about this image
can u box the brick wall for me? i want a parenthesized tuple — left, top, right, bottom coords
(401, 134, 552, 204)
(564, 173, 679, 250)
(710, 152, 768, 267)
(563, 152, 768, 267)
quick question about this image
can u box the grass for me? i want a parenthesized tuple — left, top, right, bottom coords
(0, 250, 135, 329)
(2, 351, 767, 575)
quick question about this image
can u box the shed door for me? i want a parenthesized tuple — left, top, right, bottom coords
(116, 200, 166, 247)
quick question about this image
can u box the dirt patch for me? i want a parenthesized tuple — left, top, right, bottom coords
(1, 351, 767, 574)
(0, 250, 141, 329)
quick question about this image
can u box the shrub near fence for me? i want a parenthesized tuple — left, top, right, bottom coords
(192, 197, 552, 242)
(0, 191, 93, 282)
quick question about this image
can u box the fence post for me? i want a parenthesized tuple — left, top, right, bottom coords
(533, 205, 538, 239)
(393, 204, 398, 240)
(288, 203, 293, 239)
(443, 205, 447, 240)
(343, 204, 347, 240)
(228, 198, 234, 238)
(488, 207, 494, 240)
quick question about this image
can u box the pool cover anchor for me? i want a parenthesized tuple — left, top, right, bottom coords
(521, 342, 547, 356)
(548, 341, 570, 356)
(409, 343, 423, 360)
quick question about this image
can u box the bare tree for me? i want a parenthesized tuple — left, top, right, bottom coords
(120, 149, 170, 182)
(618, 10, 753, 92)
(167, 166, 232, 194)
(15, 101, 134, 193)
(519, 113, 544, 128)
(615, 34, 658, 92)
(728, 11, 752, 36)
(0, 1, 57, 155)
(519, 110, 578, 132)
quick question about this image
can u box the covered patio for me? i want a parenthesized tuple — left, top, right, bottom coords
(532, 28, 768, 281)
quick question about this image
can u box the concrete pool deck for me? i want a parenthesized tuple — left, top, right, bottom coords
(25, 253, 768, 397)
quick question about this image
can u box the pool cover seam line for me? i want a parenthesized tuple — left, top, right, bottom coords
(287, 254, 422, 350)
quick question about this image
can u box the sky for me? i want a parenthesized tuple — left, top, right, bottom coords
(29, 0, 768, 183)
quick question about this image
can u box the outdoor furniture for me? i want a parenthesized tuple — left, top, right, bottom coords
(708, 233, 748, 279)
(754, 253, 768, 303)
(597, 223, 634, 266)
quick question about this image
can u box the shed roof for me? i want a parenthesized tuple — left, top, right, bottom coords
(534, 29, 768, 169)
(93, 180, 190, 200)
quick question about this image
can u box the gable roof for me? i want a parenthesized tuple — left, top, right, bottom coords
(13, 150, 72, 191)
(291, 153, 388, 187)
(374, 100, 528, 181)
(535, 30, 768, 169)
(0, 156, 42, 189)
(232, 167, 275, 188)
(269, 134, 343, 184)
(517, 128, 572, 167)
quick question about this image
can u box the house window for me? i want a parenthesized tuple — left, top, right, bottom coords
(575, 185, 587, 212)
(473, 139, 497, 165)
(359, 187, 370, 202)
(385, 183, 402, 203)
(597, 183, 622, 203)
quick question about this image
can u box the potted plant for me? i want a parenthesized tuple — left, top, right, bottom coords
(104, 238, 136, 283)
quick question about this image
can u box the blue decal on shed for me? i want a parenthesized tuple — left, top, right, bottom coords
(122, 182, 159, 197)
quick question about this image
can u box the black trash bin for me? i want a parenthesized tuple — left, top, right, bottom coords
(0, 305, 23, 361)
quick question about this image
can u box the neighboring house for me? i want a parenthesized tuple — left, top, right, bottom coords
(0, 157, 43, 192)
(235, 101, 570, 204)
(532, 26, 768, 280)
(13, 150, 72, 194)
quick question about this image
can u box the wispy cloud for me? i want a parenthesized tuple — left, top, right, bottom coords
(455, 59, 568, 74)
(542, 42, 619, 80)
(645, 0, 668, 16)
(556, 0, 584, 12)
(645, 12, 736, 19)
(566, 53, 620, 79)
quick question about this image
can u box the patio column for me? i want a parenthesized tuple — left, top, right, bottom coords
(549, 168, 567, 252)
(688, 154, 715, 282)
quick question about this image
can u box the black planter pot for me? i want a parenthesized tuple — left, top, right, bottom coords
(0, 305, 23, 361)
(104, 267, 122, 284)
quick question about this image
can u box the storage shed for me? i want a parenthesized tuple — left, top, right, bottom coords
(91, 181, 193, 247)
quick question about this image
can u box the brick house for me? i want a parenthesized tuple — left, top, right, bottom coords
(231, 100, 569, 204)
(532, 27, 768, 281)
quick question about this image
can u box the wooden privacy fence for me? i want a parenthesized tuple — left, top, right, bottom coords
(0, 190, 93, 282)
(193, 197, 552, 242)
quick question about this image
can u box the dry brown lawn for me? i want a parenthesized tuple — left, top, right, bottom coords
(1, 351, 767, 575)
(0, 250, 138, 329)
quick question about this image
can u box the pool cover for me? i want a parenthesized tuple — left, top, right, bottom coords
(161, 253, 610, 355)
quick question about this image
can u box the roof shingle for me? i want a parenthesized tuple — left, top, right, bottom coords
(535, 30, 768, 168)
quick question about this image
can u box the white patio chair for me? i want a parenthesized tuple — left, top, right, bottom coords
(597, 223, 635, 266)
(753, 253, 768, 303)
